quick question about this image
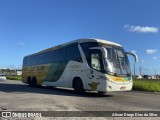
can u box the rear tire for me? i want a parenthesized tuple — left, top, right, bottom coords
(37, 85, 42, 88)
(73, 78, 84, 94)
(32, 77, 37, 88)
(27, 77, 32, 87)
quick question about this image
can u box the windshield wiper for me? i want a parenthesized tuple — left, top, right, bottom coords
(118, 57, 130, 75)
(106, 71, 117, 76)
(106, 70, 131, 77)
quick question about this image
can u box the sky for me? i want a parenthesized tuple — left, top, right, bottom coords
(0, 0, 160, 75)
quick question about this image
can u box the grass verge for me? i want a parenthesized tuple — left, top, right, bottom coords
(6, 75, 22, 81)
(133, 79, 160, 92)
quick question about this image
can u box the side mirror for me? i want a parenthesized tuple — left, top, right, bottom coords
(126, 52, 138, 63)
(89, 47, 108, 58)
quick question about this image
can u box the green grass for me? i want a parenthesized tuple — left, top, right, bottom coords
(133, 79, 160, 92)
(6, 75, 22, 81)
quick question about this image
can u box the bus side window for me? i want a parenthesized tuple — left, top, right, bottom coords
(27, 57, 31, 66)
(23, 57, 27, 66)
(65, 44, 82, 62)
(38, 53, 46, 64)
(66, 46, 71, 61)
(58, 48, 66, 62)
(54, 50, 58, 62)
(45, 51, 55, 63)
(30, 56, 34, 66)
(91, 53, 101, 71)
(72, 45, 82, 62)
(33, 55, 38, 65)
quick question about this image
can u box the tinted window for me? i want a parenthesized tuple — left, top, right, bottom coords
(54, 50, 58, 62)
(31, 56, 34, 65)
(33, 55, 39, 65)
(45, 51, 55, 63)
(23, 57, 27, 66)
(80, 42, 99, 53)
(37, 53, 46, 64)
(58, 48, 66, 62)
(66, 46, 72, 60)
(27, 56, 32, 66)
(66, 44, 81, 62)
(23, 43, 82, 66)
(80, 42, 99, 64)
(88, 50, 103, 72)
(23, 57, 29, 66)
(91, 53, 101, 71)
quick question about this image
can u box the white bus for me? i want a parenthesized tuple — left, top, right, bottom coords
(22, 38, 138, 93)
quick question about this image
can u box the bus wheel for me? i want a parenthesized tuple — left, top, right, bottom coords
(73, 78, 84, 94)
(32, 77, 37, 88)
(37, 85, 42, 88)
(27, 77, 32, 87)
(98, 91, 106, 95)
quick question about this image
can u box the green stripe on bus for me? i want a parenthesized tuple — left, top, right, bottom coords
(45, 61, 68, 82)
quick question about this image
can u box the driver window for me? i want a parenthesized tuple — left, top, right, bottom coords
(91, 53, 101, 71)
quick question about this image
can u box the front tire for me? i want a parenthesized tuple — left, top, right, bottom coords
(73, 78, 84, 94)
(98, 91, 106, 95)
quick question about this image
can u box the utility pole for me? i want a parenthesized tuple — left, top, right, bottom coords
(134, 63, 135, 78)
(155, 70, 157, 79)
(139, 66, 142, 76)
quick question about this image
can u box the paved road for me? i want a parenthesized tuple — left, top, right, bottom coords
(0, 80, 160, 120)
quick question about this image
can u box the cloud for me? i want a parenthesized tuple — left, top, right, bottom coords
(145, 49, 157, 54)
(153, 57, 157, 60)
(141, 60, 144, 64)
(18, 42, 26, 48)
(124, 25, 158, 33)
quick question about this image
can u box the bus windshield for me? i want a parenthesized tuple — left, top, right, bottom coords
(104, 46, 131, 76)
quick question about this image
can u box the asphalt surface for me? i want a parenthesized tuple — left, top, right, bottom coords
(0, 80, 160, 120)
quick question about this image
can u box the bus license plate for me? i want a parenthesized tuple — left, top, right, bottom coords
(120, 86, 126, 90)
